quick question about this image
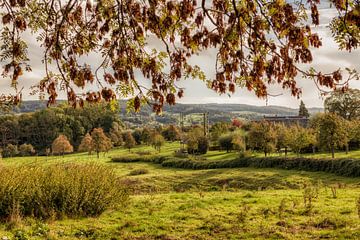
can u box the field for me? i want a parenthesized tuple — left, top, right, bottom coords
(1, 143, 360, 239)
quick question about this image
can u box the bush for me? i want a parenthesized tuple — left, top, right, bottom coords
(162, 157, 360, 177)
(2, 144, 19, 158)
(111, 154, 168, 164)
(0, 164, 128, 220)
(129, 169, 149, 176)
(19, 144, 36, 156)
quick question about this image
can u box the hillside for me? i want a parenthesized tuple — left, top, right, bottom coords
(10, 100, 323, 126)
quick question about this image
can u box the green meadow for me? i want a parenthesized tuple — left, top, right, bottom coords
(1, 143, 360, 239)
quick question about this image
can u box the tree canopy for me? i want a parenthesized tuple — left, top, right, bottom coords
(0, 0, 359, 112)
(324, 88, 360, 120)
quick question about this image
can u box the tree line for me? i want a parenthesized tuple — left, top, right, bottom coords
(0, 102, 121, 157)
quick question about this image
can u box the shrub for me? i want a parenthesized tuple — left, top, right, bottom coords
(1, 144, 19, 158)
(19, 143, 36, 156)
(0, 164, 128, 220)
(129, 169, 149, 176)
(111, 155, 168, 164)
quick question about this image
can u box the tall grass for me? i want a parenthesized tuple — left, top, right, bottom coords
(0, 163, 128, 221)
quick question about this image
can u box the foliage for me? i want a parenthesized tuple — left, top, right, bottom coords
(91, 128, 112, 158)
(1, 144, 19, 158)
(123, 131, 136, 152)
(132, 129, 143, 145)
(0, 164, 128, 220)
(274, 123, 291, 155)
(232, 132, 246, 153)
(324, 88, 360, 120)
(185, 128, 208, 155)
(18, 143, 35, 156)
(111, 155, 168, 164)
(141, 127, 153, 145)
(160, 156, 360, 177)
(0, 103, 121, 153)
(210, 122, 231, 144)
(248, 122, 277, 157)
(152, 134, 165, 152)
(78, 133, 94, 155)
(299, 100, 310, 118)
(51, 135, 74, 156)
(162, 125, 180, 142)
(197, 136, 209, 155)
(218, 134, 234, 153)
(317, 113, 349, 158)
(1, 0, 359, 111)
(287, 125, 316, 156)
(109, 122, 123, 147)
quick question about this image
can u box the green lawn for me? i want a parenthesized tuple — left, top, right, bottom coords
(1, 143, 360, 239)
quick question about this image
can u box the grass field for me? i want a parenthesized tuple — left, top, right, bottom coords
(0, 143, 360, 239)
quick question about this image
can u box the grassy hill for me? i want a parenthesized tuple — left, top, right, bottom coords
(0, 143, 359, 239)
(10, 101, 323, 127)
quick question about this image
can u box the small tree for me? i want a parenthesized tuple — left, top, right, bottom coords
(218, 134, 234, 152)
(210, 122, 230, 144)
(274, 124, 291, 156)
(78, 133, 94, 155)
(152, 134, 165, 152)
(19, 143, 35, 156)
(141, 127, 153, 145)
(123, 131, 136, 152)
(132, 128, 143, 145)
(197, 136, 209, 154)
(318, 113, 348, 158)
(52, 135, 74, 156)
(162, 125, 180, 141)
(298, 100, 310, 118)
(91, 128, 112, 158)
(232, 133, 246, 153)
(109, 122, 123, 147)
(248, 122, 277, 157)
(287, 125, 316, 156)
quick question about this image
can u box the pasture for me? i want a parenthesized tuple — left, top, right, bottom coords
(0, 143, 360, 239)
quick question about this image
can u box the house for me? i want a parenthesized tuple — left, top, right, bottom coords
(261, 115, 309, 127)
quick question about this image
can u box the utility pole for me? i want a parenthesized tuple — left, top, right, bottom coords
(203, 112, 209, 136)
(179, 112, 185, 149)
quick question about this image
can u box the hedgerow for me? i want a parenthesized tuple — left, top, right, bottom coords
(112, 155, 360, 177)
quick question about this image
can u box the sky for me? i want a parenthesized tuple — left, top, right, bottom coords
(0, 1, 359, 108)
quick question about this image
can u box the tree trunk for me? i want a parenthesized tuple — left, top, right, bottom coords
(331, 145, 335, 159)
(285, 147, 288, 157)
(97, 151, 99, 158)
(346, 144, 349, 154)
(264, 151, 267, 157)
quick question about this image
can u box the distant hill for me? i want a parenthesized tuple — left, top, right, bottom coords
(10, 100, 323, 126)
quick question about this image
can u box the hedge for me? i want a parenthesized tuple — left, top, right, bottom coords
(112, 155, 360, 177)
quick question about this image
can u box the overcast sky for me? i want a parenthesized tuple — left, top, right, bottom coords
(0, 1, 359, 108)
